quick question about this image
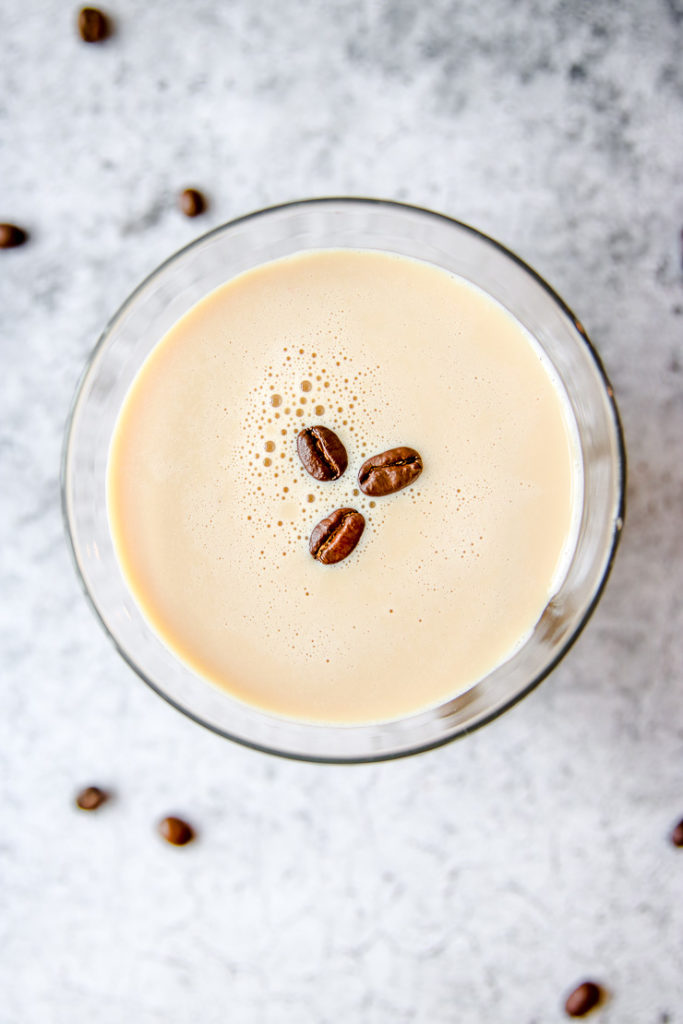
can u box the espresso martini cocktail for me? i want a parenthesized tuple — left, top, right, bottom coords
(107, 248, 581, 724)
(63, 200, 623, 758)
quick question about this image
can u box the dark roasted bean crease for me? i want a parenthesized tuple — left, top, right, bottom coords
(358, 446, 423, 496)
(297, 426, 348, 481)
(309, 507, 365, 564)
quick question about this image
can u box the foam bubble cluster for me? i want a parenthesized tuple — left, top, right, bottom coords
(230, 321, 418, 569)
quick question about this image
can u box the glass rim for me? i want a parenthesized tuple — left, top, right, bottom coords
(61, 196, 626, 764)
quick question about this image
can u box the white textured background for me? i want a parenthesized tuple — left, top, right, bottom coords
(1, 1, 682, 1022)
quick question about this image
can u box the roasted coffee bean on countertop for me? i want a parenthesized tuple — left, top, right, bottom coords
(309, 507, 365, 564)
(564, 981, 602, 1017)
(671, 818, 683, 847)
(179, 188, 206, 217)
(75, 786, 109, 811)
(159, 816, 195, 846)
(297, 425, 348, 481)
(358, 446, 423, 496)
(78, 7, 109, 42)
(0, 224, 27, 249)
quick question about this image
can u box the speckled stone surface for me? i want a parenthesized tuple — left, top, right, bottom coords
(1, 1, 682, 1022)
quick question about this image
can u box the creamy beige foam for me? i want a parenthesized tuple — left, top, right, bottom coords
(107, 250, 580, 724)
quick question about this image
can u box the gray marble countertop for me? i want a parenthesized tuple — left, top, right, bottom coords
(2, 1, 682, 1022)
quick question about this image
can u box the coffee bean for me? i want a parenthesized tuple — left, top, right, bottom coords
(671, 818, 683, 847)
(565, 981, 602, 1017)
(179, 188, 206, 217)
(358, 446, 423, 496)
(297, 426, 348, 481)
(309, 507, 365, 564)
(159, 816, 194, 846)
(0, 224, 27, 249)
(78, 7, 108, 42)
(75, 786, 108, 811)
